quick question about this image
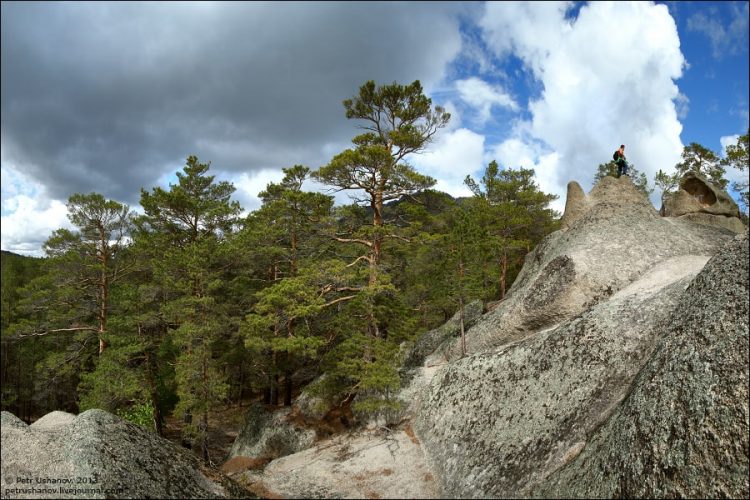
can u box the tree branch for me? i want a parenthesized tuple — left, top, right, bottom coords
(330, 235, 373, 247)
(322, 295, 358, 308)
(15, 326, 99, 340)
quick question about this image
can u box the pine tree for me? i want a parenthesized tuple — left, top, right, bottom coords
(1, 251, 45, 417)
(465, 162, 558, 300)
(721, 131, 749, 211)
(39, 193, 133, 354)
(313, 80, 449, 339)
(138, 156, 240, 459)
(675, 142, 728, 188)
(240, 166, 333, 405)
(444, 207, 483, 356)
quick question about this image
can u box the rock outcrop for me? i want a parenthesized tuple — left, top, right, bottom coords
(532, 232, 749, 498)
(237, 426, 439, 499)
(1, 409, 249, 499)
(402, 299, 484, 370)
(228, 404, 316, 462)
(662, 171, 745, 233)
(446, 175, 734, 359)
(409, 178, 747, 498)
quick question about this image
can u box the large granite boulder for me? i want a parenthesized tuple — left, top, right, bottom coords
(446, 175, 734, 359)
(533, 232, 749, 498)
(414, 254, 711, 497)
(409, 178, 746, 497)
(1, 409, 249, 499)
(228, 404, 315, 461)
(663, 171, 745, 233)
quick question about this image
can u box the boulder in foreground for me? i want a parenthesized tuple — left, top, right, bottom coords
(1, 409, 251, 499)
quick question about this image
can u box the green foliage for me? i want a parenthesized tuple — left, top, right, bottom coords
(722, 131, 749, 172)
(464, 161, 559, 301)
(675, 142, 727, 188)
(138, 155, 240, 246)
(1, 81, 565, 448)
(117, 401, 156, 431)
(722, 132, 749, 211)
(654, 168, 681, 209)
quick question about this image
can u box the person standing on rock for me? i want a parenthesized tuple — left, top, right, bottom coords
(613, 144, 629, 178)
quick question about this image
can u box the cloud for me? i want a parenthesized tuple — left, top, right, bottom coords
(409, 128, 486, 198)
(231, 169, 286, 214)
(1, 2, 468, 210)
(687, 2, 749, 59)
(479, 1, 686, 207)
(1, 165, 72, 256)
(455, 77, 519, 125)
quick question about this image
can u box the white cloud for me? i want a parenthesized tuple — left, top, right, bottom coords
(455, 77, 518, 125)
(674, 92, 690, 120)
(720, 134, 740, 152)
(231, 169, 286, 214)
(1, 165, 71, 256)
(409, 128, 486, 198)
(480, 1, 686, 209)
(687, 2, 749, 59)
(487, 138, 565, 214)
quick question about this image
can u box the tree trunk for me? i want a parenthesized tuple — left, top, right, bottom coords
(143, 342, 164, 437)
(290, 227, 298, 277)
(237, 367, 244, 408)
(499, 251, 508, 301)
(459, 296, 466, 357)
(200, 410, 209, 462)
(270, 347, 279, 406)
(15, 345, 22, 417)
(271, 374, 279, 406)
(366, 190, 384, 339)
(98, 225, 109, 355)
(181, 410, 193, 449)
(459, 258, 466, 357)
(284, 363, 293, 407)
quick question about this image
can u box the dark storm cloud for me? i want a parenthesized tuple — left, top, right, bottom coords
(1, 1, 471, 206)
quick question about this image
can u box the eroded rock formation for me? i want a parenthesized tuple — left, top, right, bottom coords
(531, 232, 749, 498)
(442, 175, 734, 359)
(1, 409, 248, 499)
(662, 171, 745, 233)
(228, 404, 316, 462)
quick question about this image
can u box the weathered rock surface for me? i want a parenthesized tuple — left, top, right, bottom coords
(447, 175, 734, 358)
(1, 409, 249, 499)
(663, 171, 745, 233)
(533, 232, 749, 498)
(228, 403, 316, 461)
(402, 299, 484, 370)
(414, 255, 711, 497)
(238, 426, 439, 499)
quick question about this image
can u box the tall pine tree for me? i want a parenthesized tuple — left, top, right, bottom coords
(138, 156, 240, 459)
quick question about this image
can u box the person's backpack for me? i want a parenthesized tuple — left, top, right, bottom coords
(612, 151, 619, 161)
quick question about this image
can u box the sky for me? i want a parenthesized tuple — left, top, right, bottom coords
(2, 1, 749, 256)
